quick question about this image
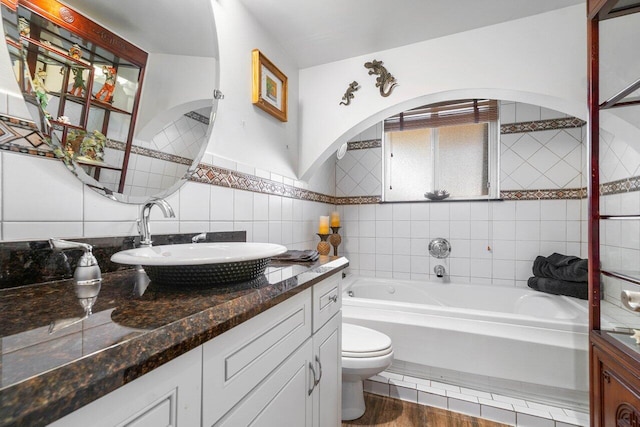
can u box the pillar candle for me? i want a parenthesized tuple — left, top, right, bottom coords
(330, 211, 340, 227)
(319, 216, 330, 234)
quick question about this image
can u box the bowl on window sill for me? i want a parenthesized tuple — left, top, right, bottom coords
(424, 190, 450, 201)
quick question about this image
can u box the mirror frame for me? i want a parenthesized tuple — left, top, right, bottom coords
(0, 0, 220, 204)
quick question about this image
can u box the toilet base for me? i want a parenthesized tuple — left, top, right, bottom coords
(341, 379, 366, 421)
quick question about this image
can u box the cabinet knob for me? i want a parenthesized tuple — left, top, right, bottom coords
(603, 370, 611, 384)
(329, 294, 338, 303)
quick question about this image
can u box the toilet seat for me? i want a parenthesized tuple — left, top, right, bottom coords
(342, 323, 392, 358)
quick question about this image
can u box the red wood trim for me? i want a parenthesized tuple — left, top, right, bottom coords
(588, 0, 611, 19)
(588, 16, 601, 332)
(588, 16, 601, 427)
(18, 0, 148, 66)
(0, 0, 17, 10)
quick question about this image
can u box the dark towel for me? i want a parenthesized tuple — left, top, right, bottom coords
(532, 253, 588, 283)
(272, 250, 319, 262)
(527, 276, 588, 300)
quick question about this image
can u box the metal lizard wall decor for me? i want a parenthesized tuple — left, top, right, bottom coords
(364, 59, 397, 97)
(339, 81, 360, 106)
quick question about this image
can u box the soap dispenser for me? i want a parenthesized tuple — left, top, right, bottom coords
(49, 238, 102, 311)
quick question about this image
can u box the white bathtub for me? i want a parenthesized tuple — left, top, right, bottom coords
(341, 276, 589, 403)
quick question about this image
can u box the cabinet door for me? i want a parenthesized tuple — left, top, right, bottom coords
(47, 346, 202, 427)
(202, 288, 312, 425)
(214, 339, 313, 427)
(602, 368, 640, 426)
(312, 312, 342, 427)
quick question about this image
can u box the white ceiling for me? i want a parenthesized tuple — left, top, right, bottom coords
(238, 0, 585, 68)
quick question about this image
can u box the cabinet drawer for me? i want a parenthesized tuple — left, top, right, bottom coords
(202, 288, 312, 425)
(313, 274, 342, 333)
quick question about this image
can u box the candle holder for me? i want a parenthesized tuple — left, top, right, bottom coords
(329, 226, 341, 256)
(317, 233, 331, 256)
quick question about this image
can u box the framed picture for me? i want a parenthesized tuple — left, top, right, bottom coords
(252, 49, 288, 122)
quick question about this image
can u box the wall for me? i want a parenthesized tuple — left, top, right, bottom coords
(0, 0, 330, 247)
(298, 5, 587, 180)
(209, 0, 300, 179)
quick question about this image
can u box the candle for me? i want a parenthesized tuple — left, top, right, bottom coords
(319, 216, 330, 234)
(330, 211, 340, 227)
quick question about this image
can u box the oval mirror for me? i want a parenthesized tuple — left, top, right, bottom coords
(0, 0, 219, 203)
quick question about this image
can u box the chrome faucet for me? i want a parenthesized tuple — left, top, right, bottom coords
(434, 265, 446, 278)
(192, 232, 207, 243)
(138, 198, 175, 247)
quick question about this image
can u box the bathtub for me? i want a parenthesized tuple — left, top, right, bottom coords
(341, 276, 589, 402)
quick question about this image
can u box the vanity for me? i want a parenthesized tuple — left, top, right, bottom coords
(0, 255, 347, 426)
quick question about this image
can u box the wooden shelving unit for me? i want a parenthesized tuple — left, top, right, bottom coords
(588, 0, 640, 425)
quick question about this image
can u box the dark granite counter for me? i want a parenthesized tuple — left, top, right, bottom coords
(0, 256, 348, 426)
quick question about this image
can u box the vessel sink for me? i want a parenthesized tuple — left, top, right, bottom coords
(111, 242, 287, 287)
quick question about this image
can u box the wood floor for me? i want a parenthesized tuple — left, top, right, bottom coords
(342, 393, 510, 427)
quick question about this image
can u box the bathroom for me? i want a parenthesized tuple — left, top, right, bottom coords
(1, 0, 640, 426)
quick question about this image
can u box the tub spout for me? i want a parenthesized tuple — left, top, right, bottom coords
(434, 265, 445, 278)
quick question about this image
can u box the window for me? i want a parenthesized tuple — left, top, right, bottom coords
(383, 99, 499, 201)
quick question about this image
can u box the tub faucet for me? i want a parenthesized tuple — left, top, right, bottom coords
(434, 265, 446, 278)
(138, 198, 175, 247)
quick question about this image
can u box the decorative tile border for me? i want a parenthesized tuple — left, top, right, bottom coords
(105, 140, 192, 166)
(347, 139, 381, 150)
(184, 111, 210, 125)
(0, 141, 56, 158)
(191, 164, 335, 204)
(501, 117, 586, 134)
(600, 176, 640, 196)
(501, 188, 587, 200)
(190, 162, 640, 204)
(335, 195, 382, 205)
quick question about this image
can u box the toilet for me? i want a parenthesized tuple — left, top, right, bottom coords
(341, 323, 394, 421)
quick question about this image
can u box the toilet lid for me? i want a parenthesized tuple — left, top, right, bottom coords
(342, 323, 392, 358)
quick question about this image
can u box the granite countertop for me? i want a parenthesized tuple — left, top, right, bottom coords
(0, 256, 348, 427)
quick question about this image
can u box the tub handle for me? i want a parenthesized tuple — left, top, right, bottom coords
(308, 362, 318, 395)
(622, 290, 640, 312)
(314, 355, 323, 387)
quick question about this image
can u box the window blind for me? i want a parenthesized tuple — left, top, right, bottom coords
(384, 99, 498, 132)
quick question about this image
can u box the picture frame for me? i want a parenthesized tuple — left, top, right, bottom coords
(252, 49, 288, 122)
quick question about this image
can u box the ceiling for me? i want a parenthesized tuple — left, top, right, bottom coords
(238, 0, 585, 68)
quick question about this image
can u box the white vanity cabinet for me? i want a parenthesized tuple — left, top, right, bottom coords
(46, 272, 343, 427)
(47, 346, 203, 427)
(204, 273, 342, 427)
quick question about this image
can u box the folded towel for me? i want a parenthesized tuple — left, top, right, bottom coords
(272, 250, 319, 262)
(532, 253, 588, 283)
(527, 276, 588, 300)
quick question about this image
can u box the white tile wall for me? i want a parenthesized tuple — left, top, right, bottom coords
(336, 148, 382, 197)
(339, 199, 583, 286)
(0, 150, 332, 249)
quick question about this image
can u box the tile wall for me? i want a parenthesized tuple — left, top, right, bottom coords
(337, 102, 587, 286)
(0, 149, 335, 251)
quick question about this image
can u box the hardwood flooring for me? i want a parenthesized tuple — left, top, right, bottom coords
(342, 393, 510, 427)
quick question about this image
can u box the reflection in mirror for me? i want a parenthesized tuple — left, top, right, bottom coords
(0, 0, 219, 203)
